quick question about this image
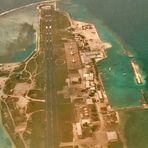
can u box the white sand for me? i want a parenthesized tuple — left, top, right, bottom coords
(16, 96, 29, 109)
(14, 82, 30, 96)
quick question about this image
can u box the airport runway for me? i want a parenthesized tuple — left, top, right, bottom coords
(39, 5, 59, 148)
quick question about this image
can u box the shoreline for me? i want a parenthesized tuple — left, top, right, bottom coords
(0, 1, 146, 147)
(0, 102, 16, 148)
(0, 1, 48, 17)
(0, 1, 49, 65)
(62, 10, 127, 146)
(0, 2, 48, 147)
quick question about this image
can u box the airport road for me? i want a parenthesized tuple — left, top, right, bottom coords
(39, 5, 59, 148)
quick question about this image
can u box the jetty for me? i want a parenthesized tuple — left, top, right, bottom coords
(131, 60, 143, 84)
(115, 104, 148, 112)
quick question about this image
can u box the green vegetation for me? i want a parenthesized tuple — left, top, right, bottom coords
(58, 99, 73, 142)
(13, 64, 25, 72)
(2, 41, 46, 148)
(1, 101, 25, 148)
(27, 101, 45, 114)
(1, 8, 74, 147)
(34, 52, 46, 89)
(108, 142, 123, 148)
(53, 11, 71, 29)
(3, 80, 16, 94)
(51, 11, 74, 142)
(27, 111, 45, 148)
(28, 89, 44, 99)
(26, 58, 36, 74)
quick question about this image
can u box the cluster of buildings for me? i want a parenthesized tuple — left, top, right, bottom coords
(63, 21, 120, 147)
(71, 21, 111, 64)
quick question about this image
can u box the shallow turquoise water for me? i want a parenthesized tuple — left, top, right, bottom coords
(0, 124, 12, 148)
(75, 0, 148, 95)
(60, 0, 145, 108)
(11, 41, 36, 62)
(60, 0, 148, 148)
(95, 22, 144, 108)
(0, 2, 40, 147)
(0, 2, 38, 63)
(120, 109, 148, 148)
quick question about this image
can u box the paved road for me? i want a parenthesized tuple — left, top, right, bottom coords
(39, 5, 59, 148)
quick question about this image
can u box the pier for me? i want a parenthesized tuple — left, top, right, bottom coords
(115, 104, 148, 112)
(131, 60, 143, 84)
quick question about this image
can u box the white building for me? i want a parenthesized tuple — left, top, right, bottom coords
(76, 122, 82, 138)
(106, 131, 118, 143)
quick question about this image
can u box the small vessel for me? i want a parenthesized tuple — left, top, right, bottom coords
(109, 67, 111, 71)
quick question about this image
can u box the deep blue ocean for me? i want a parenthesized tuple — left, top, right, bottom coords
(0, 0, 148, 147)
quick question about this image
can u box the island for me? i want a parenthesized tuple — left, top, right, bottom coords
(0, 1, 147, 148)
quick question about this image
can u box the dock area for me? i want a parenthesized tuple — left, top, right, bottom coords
(55, 6, 145, 148)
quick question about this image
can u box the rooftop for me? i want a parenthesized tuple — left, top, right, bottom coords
(64, 42, 82, 73)
(106, 131, 118, 143)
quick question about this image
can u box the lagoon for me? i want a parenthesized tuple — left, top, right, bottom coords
(60, 0, 148, 148)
